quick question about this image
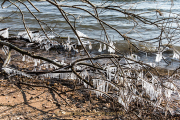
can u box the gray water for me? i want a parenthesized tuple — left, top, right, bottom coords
(0, 0, 180, 69)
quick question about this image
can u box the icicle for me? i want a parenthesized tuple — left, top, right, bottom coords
(2, 67, 32, 78)
(61, 60, 67, 66)
(118, 96, 126, 108)
(155, 52, 162, 62)
(39, 65, 41, 71)
(96, 79, 105, 96)
(67, 43, 71, 51)
(98, 43, 102, 52)
(70, 73, 76, 79)
(44, 64, 49, 69)
(67, 36, 71, 43)
(33, 68, 36, 72)
(27, 56, 32, 63)
(89, 42, 92, 50)
(76, 66, 81, 70)
(103, 44, 106, 50)
(108, 41, 115, 54)
(165, 88, 172, 98)
(2, 46, 9, 55)
(34, 59, 38, 66)
(37, 59, 41, 65)
(22, 55, 25, 61)
(3, 49, 12, 68)
(49, 64, 53, 69)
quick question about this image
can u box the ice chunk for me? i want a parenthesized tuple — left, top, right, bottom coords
(0, 28, 9, 38)
(76, 30, 87, 38)
(173, 50, 179, 59)
(18, 30, 42, 42)
(18, 30, 33, 40)
(76, 30, 87, 45)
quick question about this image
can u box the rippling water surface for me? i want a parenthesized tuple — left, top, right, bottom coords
(0, 0, 179, 39)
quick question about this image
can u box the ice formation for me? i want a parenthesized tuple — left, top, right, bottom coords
(61, 60, 67, 66)
(76, 30, 87, 45)
(22, 55, 26, 62)
(2, 28, 179, 115)
(18, 30, 34, 41)
(98, 43, 102, 52)
(65, 36, 72, 51)
(155, 52, 162, 62)
(0, 28, 9, 38)
(127, 54, 140, 61)
(2, 67, 32, 78)
(146, 62, 156, 67)
(108, 41, 115, 53)
(173, 49, 180, 59)
(103, 44, 106, 50)
(3, 54, 11, 67)
(41, 72, 77, 80)
(2, 46, 9, 55)
(89, 42, 92, 50)
(17, 30, 59, 51)
(76, 30, 87, 38)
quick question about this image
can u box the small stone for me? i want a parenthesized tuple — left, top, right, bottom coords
(103, 107, 107, 110)
(19, 116, 24, 119)
(86, 108, 91, 112)
(53, 101, 57, 104)
(61, 110, 66, 114)
(52, 114, 56, 117)
(30, 96, 34, 100)
(92, 109, 96, 113)
(81, 109, 85, 112)
(44, 106, 49, 109)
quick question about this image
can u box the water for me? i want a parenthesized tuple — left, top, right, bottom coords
(0, 0, 178, 40)
(0, 0, 180, 69)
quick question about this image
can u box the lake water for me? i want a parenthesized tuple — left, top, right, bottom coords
(0, 0, 180, 69)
